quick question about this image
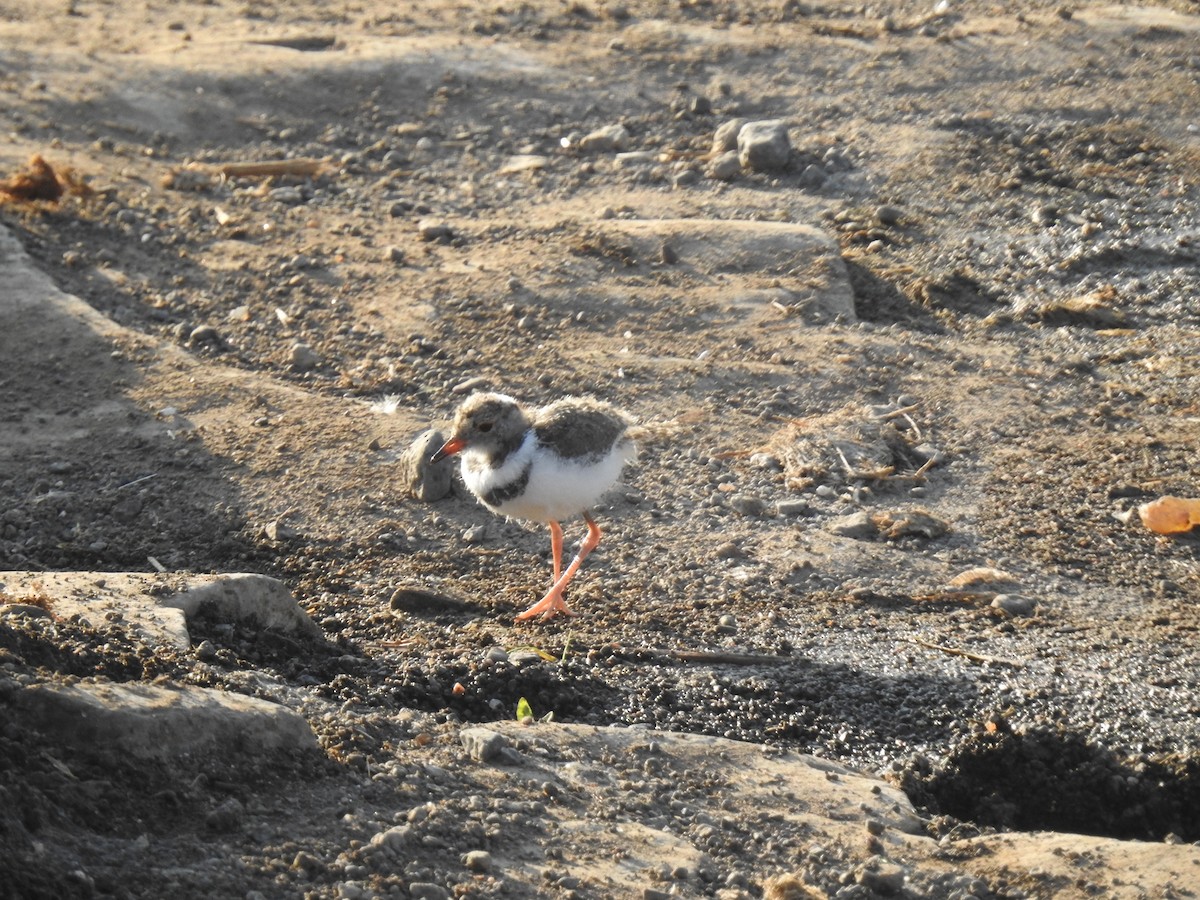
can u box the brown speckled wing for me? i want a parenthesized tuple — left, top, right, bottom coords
(533, 401, 630, 461)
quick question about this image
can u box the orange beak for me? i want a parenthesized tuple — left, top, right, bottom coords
(430, 436, 467, 464)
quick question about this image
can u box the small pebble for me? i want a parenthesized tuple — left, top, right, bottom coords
(579, 123, 631, 152)
(187, 324, 222, 347)
(777, 499, 810, 516)
(462, 850, 493, 872)
(418, 219, 455, 242)
(708, 150, 742, 181)
(729, 494, 767, 516)
(711, 118, 747, 154)
(462, 524, 489, 544)
(991, 594, 1037, 617)
(737, 119, 791, 172)
(876, 204, 903, 226)
(290, 342, 321, 372)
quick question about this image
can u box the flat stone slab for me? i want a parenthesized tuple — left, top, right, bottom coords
(462, 722, 1200, 899)
(595, 217, 856, 324)
(14, 680, 319, 763)
(0, 571, 323, 649)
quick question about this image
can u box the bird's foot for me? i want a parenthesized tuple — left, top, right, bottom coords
(515, 590, 575, 622)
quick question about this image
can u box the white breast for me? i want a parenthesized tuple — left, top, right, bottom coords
(461, 434, 633, 523)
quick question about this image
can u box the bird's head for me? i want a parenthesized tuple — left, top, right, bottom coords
(430, 392, 529, 463)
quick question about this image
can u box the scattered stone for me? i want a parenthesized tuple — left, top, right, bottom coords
(485, 646, 510, 664)
(711, 118, 747, 154)
(796, 164, 827, 189)
(290, 341, 321, 372)
(875, 205, 903, 226)
(708, 150, 742, 181)
(737, 120, 791, 172)
(728, 494, 767, 516)
(165, 573, 325, 640)
(13, 681, 320, 764)
(461, 727, 509, 763)
(854, 858, 907, 894)
(385, 245, 405, 264)
(187, 324, 222, 347)
(452, 375, 490, 394)
(401, 429, 454, 502)
(368, 824, 410, 853)
(462, 524, 489, 544)
(268, 186, 304, 204)
(614, 150, 657, 168)
(827, 511, 878, 539)
(292, 851, 325, 874)
(409, 885, 450, 900)
(991, 593, 1037, 617)
(0, 603, 52, 621)
(777, 499, 810, 516)
(264, 520, 299, 542)
(498, 154, 549, 175)
(390, 587, 475, 618)
(462, 850, 493, 872)
(418, 219, 455, 242)
(579, 123, 631, 152)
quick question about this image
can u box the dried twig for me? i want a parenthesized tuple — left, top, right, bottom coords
(669, 650, 789, 665)
(216, 158, 331, 178)
(878, 403, 920, 421)
(906, 637, 1023, 668)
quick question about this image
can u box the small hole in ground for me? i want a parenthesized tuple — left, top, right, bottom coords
(899, 726, 1200, 842)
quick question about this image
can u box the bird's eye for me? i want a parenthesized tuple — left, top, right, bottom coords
(478, 422, 493, 433)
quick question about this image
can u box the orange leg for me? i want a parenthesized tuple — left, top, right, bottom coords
(548, 520, 563, 585)
(516, 513, 602, 622)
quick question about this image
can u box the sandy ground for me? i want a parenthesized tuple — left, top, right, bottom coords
(2, 0, 1200, 897)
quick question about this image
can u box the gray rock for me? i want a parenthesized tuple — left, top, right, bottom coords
(462, 850, 493, 872)
(711, 118, 747, 154)
(263, 520, 299, 542)
(509, 650, 545, 667)
(165, 573, 325, 641)
(461, 727, 509, 762)
(290, 341, 321, 372)
(187, 324, 222, 347)
(461, 524, 489, 544)
(409, 884, 450, 900)
(418, 219, 455, 242)
(452, 375, 490, 394)
(0, 602, 53, 621)
(876, 204, 904, 226)
(737, 119, 791, 171)
(13, 681, 319, 765)
(729, 494, 767, 516)
(268, 186, 304, 204)
(707, 150, 742, 181)
(827, 511, 878, 539)
(855, 858, 907, 894)
(777, 499, 810, 516)
(401, 429, 454, 502)
(368, 824, 410, 853)
(991, 594, 1037, 617)
(797, 164, 828, 188)
(579, 123, 631, 152)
